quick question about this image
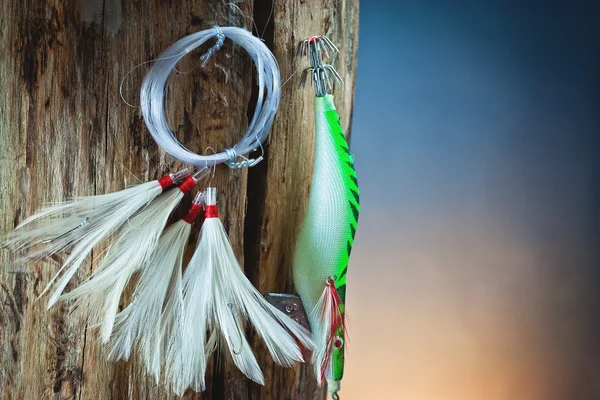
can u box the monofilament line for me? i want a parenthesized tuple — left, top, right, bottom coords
(140, 26, 281, 168)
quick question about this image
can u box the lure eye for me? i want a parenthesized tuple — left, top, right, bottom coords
(334, 336, 344, 349)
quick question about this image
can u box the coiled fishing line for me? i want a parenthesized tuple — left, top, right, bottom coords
(141, 26, 280, 168)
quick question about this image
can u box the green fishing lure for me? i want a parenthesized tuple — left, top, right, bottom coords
(293, 36, 359, 400)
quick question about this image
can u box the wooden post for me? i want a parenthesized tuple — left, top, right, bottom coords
(0, 1, 358, 399)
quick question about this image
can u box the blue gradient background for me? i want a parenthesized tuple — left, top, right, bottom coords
(344, 1, 600, 399)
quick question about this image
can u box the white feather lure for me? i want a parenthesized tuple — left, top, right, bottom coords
(3, 170, 189, 261)
(166, 188, 313, 394)
(59, 170, 207, 342)
(3, 170, 190, 304)
(108, 192, 204, 382)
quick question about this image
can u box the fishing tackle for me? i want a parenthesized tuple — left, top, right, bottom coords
(3, 24, 310, 393)
(137, 27, 312, 389)
(2, 169, 190, 299)
(108, 191, 205, 381)
(274, 35, 359, 400)
(2, 169, 189, 261)
(141, 25, 279, 168)
(57, 26, 277, 344)
(59, 169, 208, 342)
(3, 23, 278, 268)
(166, 188, 313, 394)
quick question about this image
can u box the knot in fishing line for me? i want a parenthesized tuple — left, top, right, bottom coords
(140, 26, 280, 169)
(224, 147, 263, 169)
(199, 25, 226, 67)
(224, 147, 237, 163)
(226, 157, 264, 169)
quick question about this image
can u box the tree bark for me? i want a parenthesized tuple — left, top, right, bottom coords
(0, 1, 358, 399)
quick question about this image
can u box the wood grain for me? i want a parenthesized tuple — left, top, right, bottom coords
(0, 0, 358, 399)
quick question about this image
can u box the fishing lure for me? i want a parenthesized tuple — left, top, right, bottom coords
(166, 188, 313, 394)
(109, 191, 205, 379)
(2, 24, 312, 393)
(289, 36, 359, 400)
(60, 169, 207, 342)
(2, 169, 189, 282)
(136, 28, 312, 390)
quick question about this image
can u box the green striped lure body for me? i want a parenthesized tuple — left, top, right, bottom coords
(292, 93, 359, 395)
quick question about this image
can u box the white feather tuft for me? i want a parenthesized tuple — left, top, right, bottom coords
(166, 188, 313, 393)
(109, 218, 193, 381)
(39, 180, 163, 299)
(161, 254, 187, 392)
(2, 171, 189, 306)
(166, 216, 214, 393)
(58, 186, 188, 342)
(3, 172, 185, 262)
(5, 182, 162, 265)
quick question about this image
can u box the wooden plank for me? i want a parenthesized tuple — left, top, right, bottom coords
(0, 0, 358, 399)
(1, 1, 100, 398)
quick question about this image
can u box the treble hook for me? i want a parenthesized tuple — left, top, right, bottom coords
(296, 35, 343, 97)
(331, 392, 340, 400)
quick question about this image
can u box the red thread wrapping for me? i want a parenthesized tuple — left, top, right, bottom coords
(158, 175, 173, 189)
(183, 203, 202, 224)
(178, 177, 196, 193)
(205, 205, 219, 219)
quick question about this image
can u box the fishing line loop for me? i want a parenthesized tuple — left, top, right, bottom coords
(141, 26, 280, 169)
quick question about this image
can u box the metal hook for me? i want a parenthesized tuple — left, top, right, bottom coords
(331, 392, 340, 400)
(202, 146, 219, 190)
(296, 35, 343, 97)
(41, 217, 90, 245)
(227, 302, 243, 355)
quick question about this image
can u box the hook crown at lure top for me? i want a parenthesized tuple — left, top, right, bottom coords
(297, 35, 343, 97)
(292, 35, 359, 400)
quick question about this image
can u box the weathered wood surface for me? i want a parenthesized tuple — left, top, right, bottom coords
(0, 0, 358, 399)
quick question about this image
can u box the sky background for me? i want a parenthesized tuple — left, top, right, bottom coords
(344, 1, 600, 399)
